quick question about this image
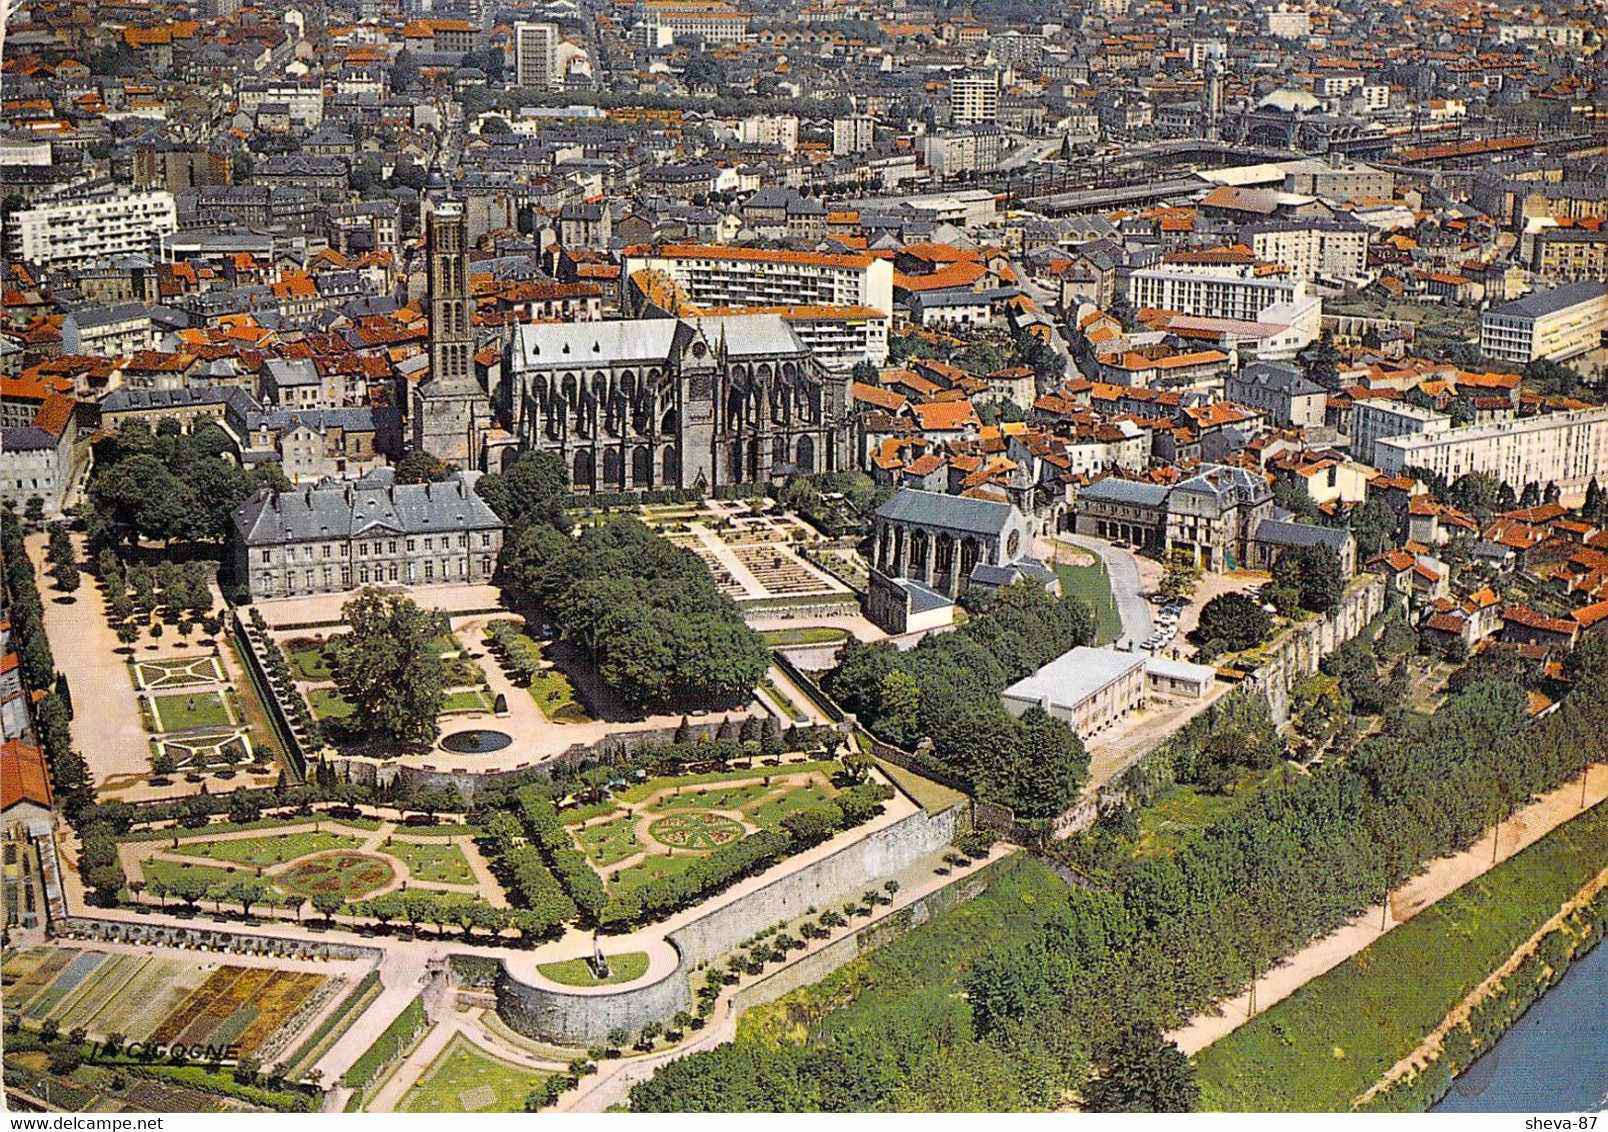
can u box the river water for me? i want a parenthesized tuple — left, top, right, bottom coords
(1431, 938, 1608, 1112)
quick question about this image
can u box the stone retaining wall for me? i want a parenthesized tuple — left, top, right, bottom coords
(1245, 574, 1389, 725)
(493, 801, 969, 1044)
(727, 859, 998, 1018)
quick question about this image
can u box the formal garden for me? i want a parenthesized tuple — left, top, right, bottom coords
(120, 818, 498, 923)
(278, 617, 497, 749)
(128, 649, 266, 781)
(563, 768, 847, 897)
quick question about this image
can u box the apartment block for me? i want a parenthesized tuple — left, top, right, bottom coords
(1246, 219, 1370, 281)
(514, 21, 559, 89)
(8, 192, 177, 269)
(1480, 281, 1608, 364)
(621, 244, 895, 317)
(1530, 230, 1608, 284)
(1351, 400, 1452, 466)
(1374, 408, 1608, 492)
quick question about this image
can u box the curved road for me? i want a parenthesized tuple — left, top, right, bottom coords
(1054, 533, 1153, 646)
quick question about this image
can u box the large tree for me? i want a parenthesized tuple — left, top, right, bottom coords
(327, 588, 448, 744)
(1083, 1026, 1199, 1113)
(1195, 592, 1272, 654)
(475, 450, 569, 532)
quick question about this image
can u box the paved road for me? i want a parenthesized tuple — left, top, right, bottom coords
(1056, 534, 1153, 645)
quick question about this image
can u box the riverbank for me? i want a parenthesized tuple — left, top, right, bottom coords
(1170, 763, 1608, 1057)
(1191, 801, 1608, 1111)
(1432, 933, 1608, 1112)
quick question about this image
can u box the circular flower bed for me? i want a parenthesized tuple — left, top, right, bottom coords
(277, 851, 396, 900)
(647, 812, 744, 851)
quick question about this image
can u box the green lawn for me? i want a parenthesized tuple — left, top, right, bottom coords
(758, 679, 809, 723)
(151, 691, 233, 733)
(575, 815, 643, 867)
(140, 857, 244, 895)
(734, 854, 1067, 1046)
(1133, 768, 1287, 859)
(308, 687, 354, 720)
(427, 633, 463, 657)
(760, 627, 850, 646)
(653, 782, 773, 813)
(612, 760, 841, 805)
(1053, 560, 1124, 644)
(282, 638, 334, 681)
(441, 688, 492, 714)
(528, 665, 590, 723)
(537, 952, 650, 987)
(743, 783, 837, 830)
(386, 839, 475, 885)
(173, 830, 364, 867)
(609, 850, 703, 896)
(1193, 803, 1608, 1112)
(398, 1034, 549, 1114)
(875, 758, 967, 814)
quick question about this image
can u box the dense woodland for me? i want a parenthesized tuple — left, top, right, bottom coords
(633, 648, 1608, 1111)
(481, 452, 770, 713)
(824, 584, 1094, 823)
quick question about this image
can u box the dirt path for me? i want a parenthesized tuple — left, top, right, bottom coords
(1170, 764, 1608, 1056)
(1353, 861, 1608, 1108)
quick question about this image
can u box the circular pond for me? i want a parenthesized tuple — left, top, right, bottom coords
(441, 729, 512, 754)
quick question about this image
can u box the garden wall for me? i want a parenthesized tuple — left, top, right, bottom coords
(492, 801, 968, 1043)
(1245, 574, 1389, 725)
(726, 858, 997, 1018)
(56, 915, 383, 963)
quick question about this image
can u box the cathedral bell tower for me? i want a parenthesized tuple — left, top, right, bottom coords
(412, 188, 492, 468)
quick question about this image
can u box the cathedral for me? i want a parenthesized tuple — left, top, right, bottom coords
(505, 315, 851, 494)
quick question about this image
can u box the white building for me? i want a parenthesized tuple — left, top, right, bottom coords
(1000, 646, 1216, 739)
(918, 126, 1003, 177)
(514, 22, 559, 89)
(8, 192, 177, 269)
(1351, 401, 1452, 465)
(1125, 265, 1309, 323)
(236, 81, 323, 126)
(1246, 219, 1370, 282)
(949, 70, 1000, 125)
(738, 114, 797, 152)
(621, 244, 895, 318)
(636, 0, 750, 46)
(1265, 4, 1312, 38)
(1480, 281, 1608, 364)
(1375, 408, 1608, 493)
(833, 115, 876, 156)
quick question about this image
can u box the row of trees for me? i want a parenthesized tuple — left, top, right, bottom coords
(825, 583, 1095, 822)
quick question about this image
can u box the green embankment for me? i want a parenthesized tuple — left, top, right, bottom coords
(1193, 801, 1608, 1112)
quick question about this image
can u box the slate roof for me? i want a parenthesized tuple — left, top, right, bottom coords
(875, 487, 1015, 538)
(1077, 476, 1172, 507)
(1489, 280, 1608, 321)
(1252, 517, 1354, 554)
(233, 469, 502, 545)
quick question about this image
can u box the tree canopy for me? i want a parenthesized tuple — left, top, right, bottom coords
(500, 518, 767, 711)
(326, 588, 449, 745)
(825, 582, 1094, 820)
(1194, 592, 1271, 654)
